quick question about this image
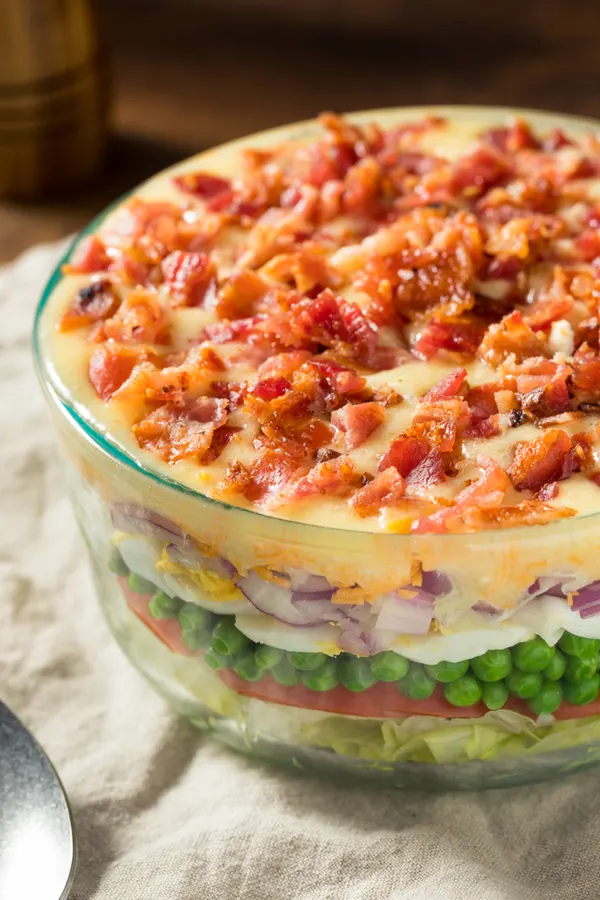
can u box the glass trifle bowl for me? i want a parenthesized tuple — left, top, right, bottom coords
(33, 106, 600, 789)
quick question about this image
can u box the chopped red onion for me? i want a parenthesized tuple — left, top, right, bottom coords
(112, 503, 185, 542)
(472, 601, 501, 617)
(420, 570, 452, 596)
(285, 567, 334, 593)
(336, 623, 394, 656)
(290, 590, 337, 604)
(374, 589, 434, 635)
(569, 580, 600, 616)
(236, 571, 338, 626)
(112, 503, 238, 578)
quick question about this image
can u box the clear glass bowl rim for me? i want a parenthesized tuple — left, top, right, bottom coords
(32, 103, 600, 542)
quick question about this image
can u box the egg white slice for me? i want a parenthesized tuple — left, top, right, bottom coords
(235, 612, 341, 654)
(162, 572, 251, 614)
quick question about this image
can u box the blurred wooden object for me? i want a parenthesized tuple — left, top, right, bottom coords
(0, 0, 109, 199)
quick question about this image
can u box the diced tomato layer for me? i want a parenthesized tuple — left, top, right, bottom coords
(118, 578, 193, 656)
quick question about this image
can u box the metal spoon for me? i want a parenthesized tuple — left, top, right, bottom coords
(0, 701, 76, 899)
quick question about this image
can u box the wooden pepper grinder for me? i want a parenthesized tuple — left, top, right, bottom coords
(0, 0, 110, 199)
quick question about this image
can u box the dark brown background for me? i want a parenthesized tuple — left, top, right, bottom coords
(2, 0, 599, 263)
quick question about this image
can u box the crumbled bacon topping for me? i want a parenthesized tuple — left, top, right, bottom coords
(59, 111, 600, 531)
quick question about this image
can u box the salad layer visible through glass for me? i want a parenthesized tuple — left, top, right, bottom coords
(33, 107, 600, 788)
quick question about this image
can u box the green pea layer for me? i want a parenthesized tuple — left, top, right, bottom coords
(123, 567, 600, 716)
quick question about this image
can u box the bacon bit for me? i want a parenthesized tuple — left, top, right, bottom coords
(522, 267, 573, 330)
(306, 358, 367, 395)
(378, 434, 429, 476)
(544, 129, 574, 152)
(508, 429, 574, 491)
(413, 319, 486, 360)
(279, 455, 359, 503)
(423, 367, 468, 401)
(412, 456, 510, 533)
(64, 235, 110, 274)
(243, 450, 307, 503)
(404, 450, 446, 490)
(261, 247, 343, 294)
(350, 467, 406, 516)
(478, 311, 546, 366)
(412, 398, 470, 452)
(172, 172, 232, 208)
(212, 270, 269, 319)
(257, 350, 313, 379)
(575, 229, 600, 262)
(480, 255, 522, 282)
(215, 460, 254, 497)
(103, 288, 168, 344)
(133, 397, 229, 462)
(482, 120, 541, 154)
(331, 401, 385, 450)
(372, 384, 404, 407)
(570, 348, 600, 402)
(89, 343, 155, 401)
(199, 425, 241, 464)
(160, 251, 216, 307)
(519, 371, 571, 418)
(573, 317, 600, 352)
(450, 146, 512, 196)
(464, 383, 500, 437)
(210, 380, 246, 407)
(537, 481, 559, 501)
(589, 472, 600, 489)
(464, 500, 575, 529)
(60, 280, 120, 331)
(251, 376, 292, 400)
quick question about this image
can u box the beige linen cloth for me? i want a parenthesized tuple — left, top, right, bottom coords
(2, 239, 600, 900)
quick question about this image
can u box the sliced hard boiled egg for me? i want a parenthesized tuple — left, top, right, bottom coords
(235, 612, 341, 655)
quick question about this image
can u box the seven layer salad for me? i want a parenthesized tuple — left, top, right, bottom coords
(36, 108, 600, 773)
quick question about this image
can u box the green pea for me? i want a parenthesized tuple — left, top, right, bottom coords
(369, 651, 410, 683)
(543, 649, 566, 682)
(108, 549, 129, 577)
(211, 618, 249, 657)
(204, 647, 233, 670)
(399, 665, 436, 701)
(506, 669, 543, 699)
(270, 658, 301, 687)
(233, 650, 264, 682)
(182, 628, 212, 651)
(563, 674, 600, 706)
(178, 603, 213, 633)
(443, 675, 482, 707)
(528, 683, 563, 716)
(425, 659, 470, 684)
(255, 645, 284, 670)
(128, 572, 156, 594)
(339, 657, 376, 692)
(513, 637, 555, 673)
(288, 652, 328, 672)
(481, 682, 509, 710)
(558, 633, 598, 659)
(564, 654, 597, 684)
(302, 659, 338, 692)
(148, 591, 181, 620)
(470, 648, 513, 683)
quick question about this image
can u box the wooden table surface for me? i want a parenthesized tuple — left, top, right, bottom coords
(2, 1, 600, 264)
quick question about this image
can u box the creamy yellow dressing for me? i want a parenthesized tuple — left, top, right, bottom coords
(37, 107, 600, 608)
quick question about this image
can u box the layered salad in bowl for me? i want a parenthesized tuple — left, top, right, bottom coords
(34, 106, 600, 788)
